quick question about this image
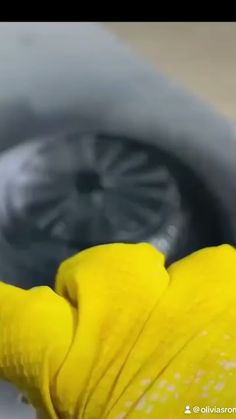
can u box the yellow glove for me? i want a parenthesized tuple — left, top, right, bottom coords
(0, 243, 236, 419)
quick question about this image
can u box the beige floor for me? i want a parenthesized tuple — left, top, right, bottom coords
(105, 23, 236, 121)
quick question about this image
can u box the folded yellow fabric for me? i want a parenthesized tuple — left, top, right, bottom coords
(0, 243, 236, 419)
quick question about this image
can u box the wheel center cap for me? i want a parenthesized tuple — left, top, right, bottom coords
(76, 170, 102, 193)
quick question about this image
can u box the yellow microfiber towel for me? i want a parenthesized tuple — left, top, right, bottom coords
(0, 243, 236, 419)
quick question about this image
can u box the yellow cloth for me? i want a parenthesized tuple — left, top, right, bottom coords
(0, 243, 236, 419)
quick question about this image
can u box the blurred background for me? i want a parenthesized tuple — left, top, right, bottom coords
(106, 22, 236, 121)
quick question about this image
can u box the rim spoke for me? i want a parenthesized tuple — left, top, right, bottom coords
(115, 186, 171, 208)
(111, 152, 148, 176)
(123, 167, 170, 186)
(108, 191, 158, 228)
(99, 141, 125, 172)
